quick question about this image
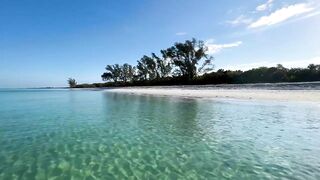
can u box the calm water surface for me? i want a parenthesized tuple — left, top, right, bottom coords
(0, 89, 319, 179)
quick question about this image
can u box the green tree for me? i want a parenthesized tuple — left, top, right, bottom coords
(102, 64, 122, 82)
(101, 72, 113, 81)
(136, 59, 148, 80)
(161, 38, 213, 80)
(137, 55, 157, 80)
(120, 63, 135, 83)
(152, 53, 172, 78)
(67, 78, 77, 88)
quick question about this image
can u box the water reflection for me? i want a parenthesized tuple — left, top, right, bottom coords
(102, 93, 206, 140)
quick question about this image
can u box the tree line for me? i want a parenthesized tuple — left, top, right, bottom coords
(69, 39, 320, 88)
(101, 38, 214, 83)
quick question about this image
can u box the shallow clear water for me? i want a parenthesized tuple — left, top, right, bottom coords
(0, 89, 319, 179)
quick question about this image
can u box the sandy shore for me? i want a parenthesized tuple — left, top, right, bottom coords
(107, 86, 320, 102)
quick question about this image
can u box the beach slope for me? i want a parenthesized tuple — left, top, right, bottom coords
(107, 86, 320, 102)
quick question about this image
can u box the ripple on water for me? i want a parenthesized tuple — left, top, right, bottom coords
(0, 90, 319, 179)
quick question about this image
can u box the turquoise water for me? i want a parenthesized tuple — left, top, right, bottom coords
(0, 89, 319, 179)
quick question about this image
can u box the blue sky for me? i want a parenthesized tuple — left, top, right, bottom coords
(0, 0, 319, 87)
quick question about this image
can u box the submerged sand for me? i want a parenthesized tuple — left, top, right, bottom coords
(107, 86, 320, 102)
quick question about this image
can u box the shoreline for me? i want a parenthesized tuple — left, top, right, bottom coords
(106, 86, 320, 102)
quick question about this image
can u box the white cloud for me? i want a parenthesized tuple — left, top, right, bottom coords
(249, 3, 314, 28)
(227, 15, 253, 26)
(175, 32, 187, 36)
(221, 56, 320, 71)
(256, 0, 274, 11)
(205, 39, 242, 54)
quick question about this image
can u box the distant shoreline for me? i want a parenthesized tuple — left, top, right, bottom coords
(15, 82, 320, 102)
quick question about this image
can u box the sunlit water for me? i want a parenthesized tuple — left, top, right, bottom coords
(0, 89, 319, 179)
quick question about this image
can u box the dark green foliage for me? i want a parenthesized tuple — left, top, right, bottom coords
(102, 64, 122, 82)
(74, 38, 320, 88)
(137, 55, 157, 80)
(101, 63, 135, 83)
(120, 63, 135, 83)
(67, 78, 77, 88)
(161, 38, 213, 80)
(101, 72, 113, 81)
(77, 64, 320, 88)
(238, 64, 320, 83)
(100, 38, 213, 84)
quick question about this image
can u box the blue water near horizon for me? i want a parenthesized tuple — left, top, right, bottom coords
(0, 89, 319, 179)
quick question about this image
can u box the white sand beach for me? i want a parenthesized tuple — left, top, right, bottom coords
(107, 86, 320, 102)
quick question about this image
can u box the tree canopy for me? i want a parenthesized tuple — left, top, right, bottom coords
(67, 78, 77, 88)
(101, 38, 214, 84)
(71, 38, 320, 88)
(161, 38, 214, 79)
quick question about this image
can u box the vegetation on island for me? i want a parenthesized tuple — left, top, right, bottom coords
(67, 78, 77, 88)
(70, 39, 320, 88)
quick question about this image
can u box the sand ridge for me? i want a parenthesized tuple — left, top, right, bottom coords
(107, 87, 320, 102)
